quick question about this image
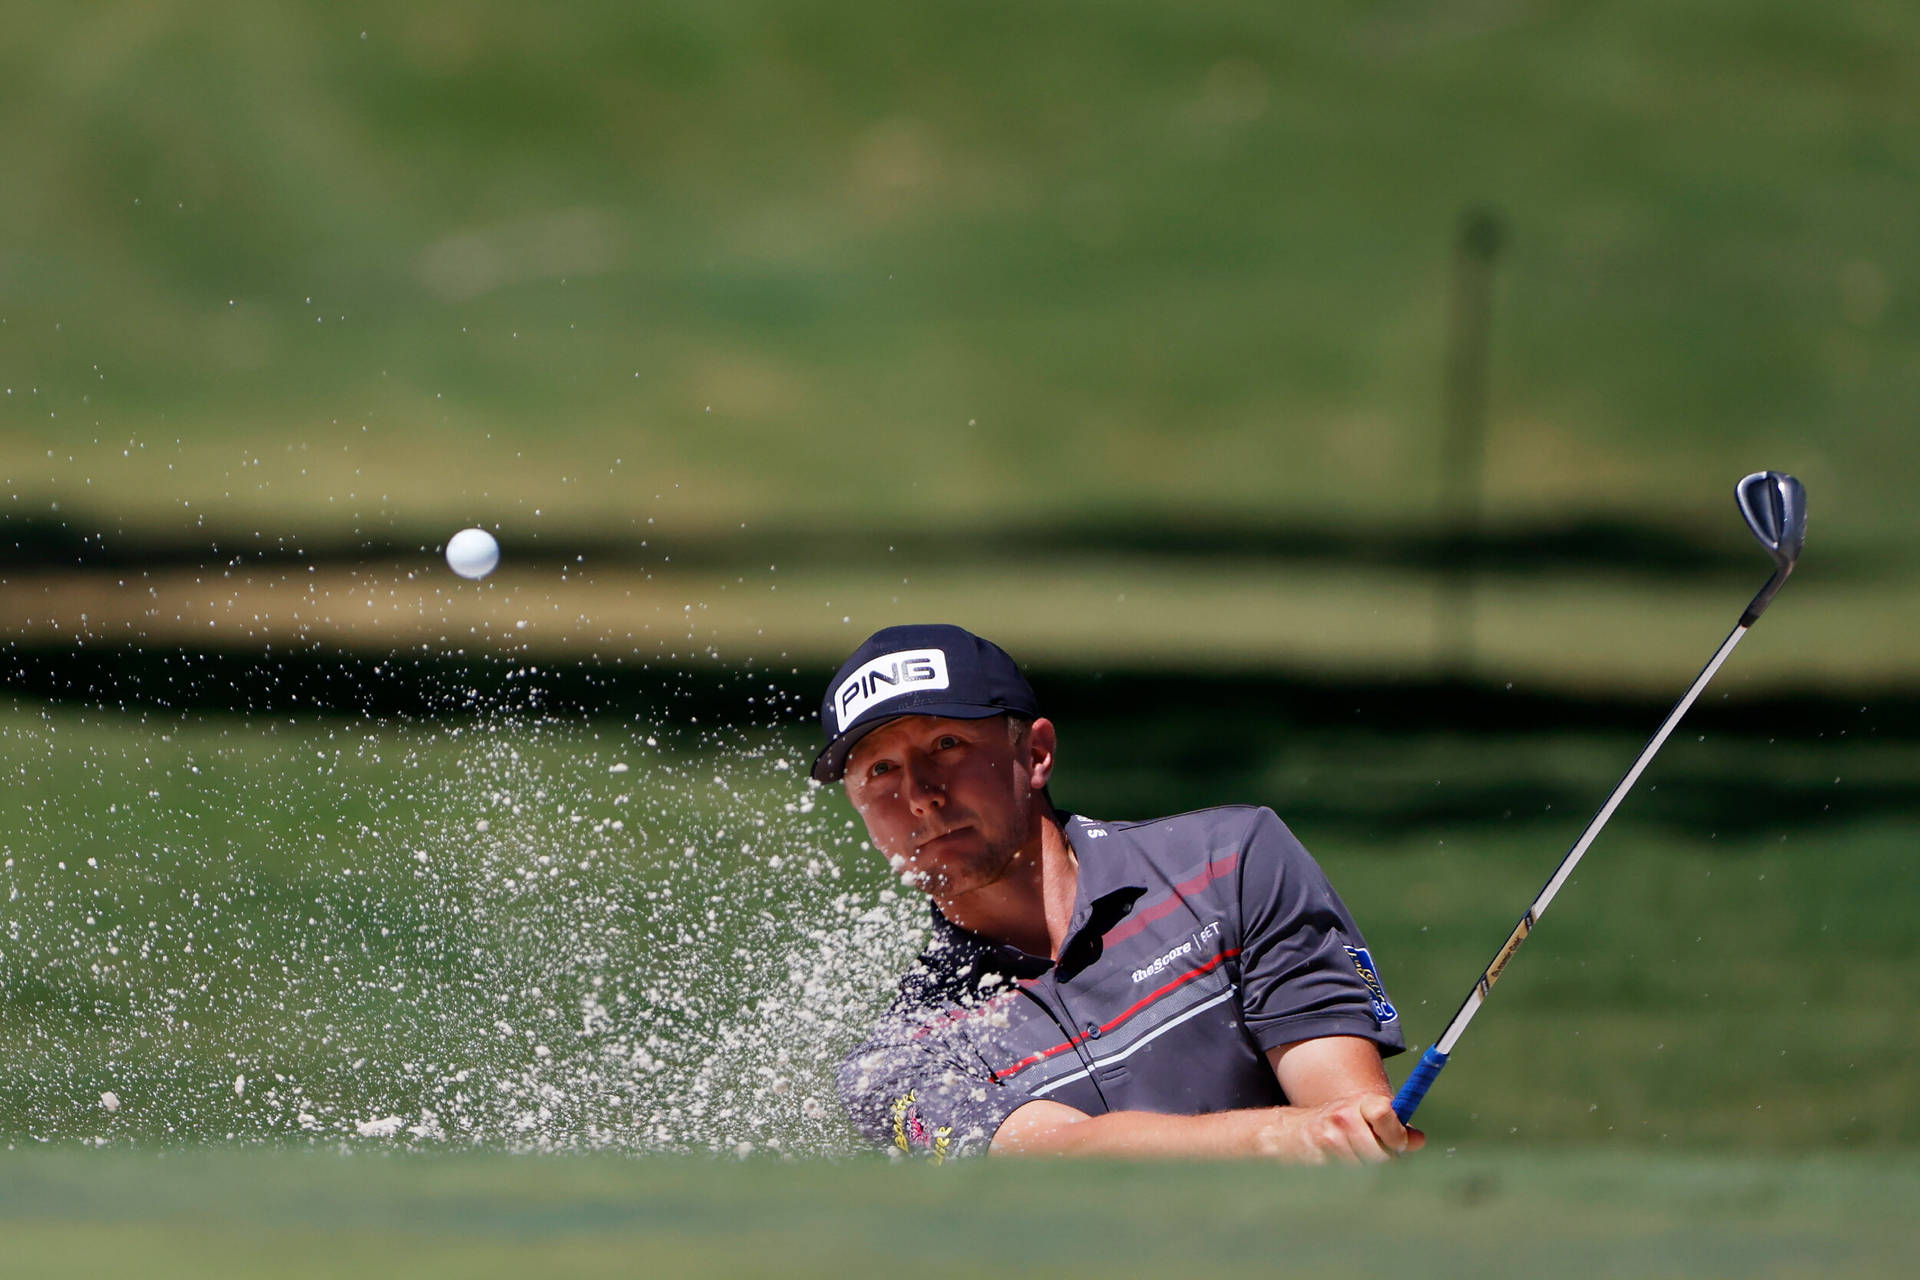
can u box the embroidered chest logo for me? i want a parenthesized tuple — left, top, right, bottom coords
(888, 1090, 954, 1164)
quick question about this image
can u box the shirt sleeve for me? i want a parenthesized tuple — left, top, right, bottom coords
(1232, 806, 1406, 1058)
(837, 1010, 1035, 1162)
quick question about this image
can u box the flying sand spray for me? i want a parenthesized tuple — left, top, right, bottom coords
(1, 546, 923, 1153)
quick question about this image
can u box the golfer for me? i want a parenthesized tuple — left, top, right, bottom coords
(818, 624, 1422, 1162)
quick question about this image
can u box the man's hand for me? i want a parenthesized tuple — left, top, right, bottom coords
(1259, 1035, 1422, 1161)
(1249, 1091, 1423, 1164)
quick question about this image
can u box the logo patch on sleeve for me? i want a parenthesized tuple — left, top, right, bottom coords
(1343, 945, 1399, 1024)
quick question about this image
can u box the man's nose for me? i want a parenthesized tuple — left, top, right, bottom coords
(903, 757, 945, 816)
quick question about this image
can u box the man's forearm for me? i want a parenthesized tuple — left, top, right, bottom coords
(995, 1104, 1276, 1159)
(991, 1093, 1420, 1163)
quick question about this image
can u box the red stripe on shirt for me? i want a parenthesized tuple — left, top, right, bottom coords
(991, 947, 1241, 1082)
(1101, 850, 1241, 946)
(908, 989, 1020, 1040)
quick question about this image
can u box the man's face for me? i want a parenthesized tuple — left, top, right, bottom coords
(842, 714, 1054, 897)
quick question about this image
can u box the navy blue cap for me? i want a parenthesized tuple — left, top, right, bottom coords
(812, 624, 1040, 782)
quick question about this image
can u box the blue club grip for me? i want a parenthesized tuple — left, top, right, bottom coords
(1392, 1047, 1450, 1124)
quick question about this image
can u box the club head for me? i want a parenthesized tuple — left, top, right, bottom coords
(1735, 471, 1806, 624)
(1736, 471, 1807, 570)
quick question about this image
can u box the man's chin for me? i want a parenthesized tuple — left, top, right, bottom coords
(899, 852, 1016, 900)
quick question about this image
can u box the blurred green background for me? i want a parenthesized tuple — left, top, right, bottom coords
(1, 0, 1916, 1264)
(4, 0, 1914, 551)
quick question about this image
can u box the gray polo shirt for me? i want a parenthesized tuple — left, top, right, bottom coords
(838, 806, 1404, 1161)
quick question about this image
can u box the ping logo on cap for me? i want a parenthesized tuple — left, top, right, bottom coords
(835, 648, 949, 730)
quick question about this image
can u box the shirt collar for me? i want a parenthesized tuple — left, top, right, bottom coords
(1061, 812, 1147, 920)
(1057, 814, 1147, 977)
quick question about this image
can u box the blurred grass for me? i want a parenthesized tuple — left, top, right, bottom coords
(1, 0, 1915, 552)
(1, 1146, 1916, 1279)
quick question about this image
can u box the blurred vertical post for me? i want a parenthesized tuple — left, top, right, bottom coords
(1437, 206, 1505, 675)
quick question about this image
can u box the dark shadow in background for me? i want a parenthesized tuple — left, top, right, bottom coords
(6, 641, 1909, 841)
(0, 511, 1852, 578)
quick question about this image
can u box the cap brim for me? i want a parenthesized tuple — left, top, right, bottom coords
(809, 703, 1020, 783)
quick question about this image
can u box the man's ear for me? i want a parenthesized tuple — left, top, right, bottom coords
(1025, 717, 1057, 790)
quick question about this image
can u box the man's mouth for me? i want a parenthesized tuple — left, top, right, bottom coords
(913, 825, 973, 855)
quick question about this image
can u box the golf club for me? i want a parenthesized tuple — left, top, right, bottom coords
(1392, 471, 1808, 1124)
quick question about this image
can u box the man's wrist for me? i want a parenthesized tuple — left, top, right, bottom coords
(1247, 1107, 1296, 1160)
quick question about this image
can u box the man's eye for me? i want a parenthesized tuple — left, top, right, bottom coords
(868, 760, 893, 778)
(935, 735, 961, 750)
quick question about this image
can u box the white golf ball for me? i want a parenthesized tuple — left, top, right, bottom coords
(445, 527, 500, 579)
